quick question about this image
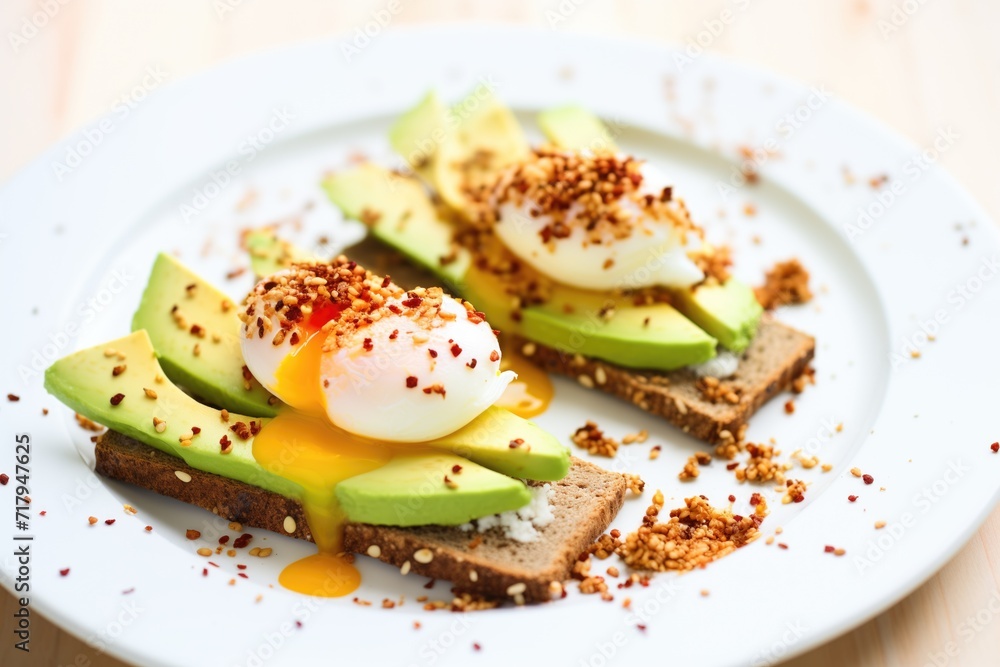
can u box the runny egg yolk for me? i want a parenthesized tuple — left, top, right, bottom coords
(253, 327, 390, 597)
(252, 321, 554, 598)
(494, 346, 553, 419)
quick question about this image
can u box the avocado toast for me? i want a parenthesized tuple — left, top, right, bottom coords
(45, 253, 626, 603)
(323, 95, 815, 445)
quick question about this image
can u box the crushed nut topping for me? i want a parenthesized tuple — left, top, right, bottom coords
(754, 259, 813, 310)
(571, 421, 619, 457)
(616, 491, 762, 572)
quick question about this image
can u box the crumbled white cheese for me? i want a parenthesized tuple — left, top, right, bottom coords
(459, 484, 555, 543)
(690, 350, 740, 379)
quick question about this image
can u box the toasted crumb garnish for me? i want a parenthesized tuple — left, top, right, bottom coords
(616, 491, 762, 572)
(571, 421, 619, 457)
(754, 259, 813, 310)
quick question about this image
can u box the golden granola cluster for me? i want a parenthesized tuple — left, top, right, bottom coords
(616, 491, 762, 572)
(754, 259, 813, 310)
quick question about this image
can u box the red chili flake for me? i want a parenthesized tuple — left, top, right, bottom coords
(452, 465, 462, 474)
(191, 426, 201, 435)
(381, 276, 391, 288)
(238, 573, 248, 579)
(450, 344, 462, 357)
(110, 393, 125, 406)
(489, 350, 500, 362)
(112, 364, 126, 377)
(824, 545, 835, 553)
(777, 543, 789, 550)
(7, 394, 20, 402)
(208, 561, 219, 568)
(726, 462, 739, 470)
(144, 526, 152, 532)
(39, 511, 46, 516)
(473, 643, 482, 651)
(219, 535, 230, 545)
(0, 474, 8, 485)
(405, 376, 418, 388)
(848, 495, 858, 502)
(636, 625, 647, 632)
(389, 329, 399, 340)
(423, 578, 436, 590)
(233, 533, 253, 549)
(428, 349, 438, 358)
(862, 474, 874, 485)
(202, 568, 208, 577)
(249, 421, 261, 436)
(466, 359, 477, 369)
(509, 438, 525, 449)
(237, 564, 247, 570)
(362, 337, 373, 352)
(727, 495, 736, 502)
(122, 588, 135, 594)
(220, 434, 232, 452)
(749, 493, 761, 506)
(402, 295, 422, 308)
(59, 568, 70, 576)
(991, 442, 999, 453)
(105, 519, 116, 525)
(784, 400, 795, 414)
(190, 324, 204, 338)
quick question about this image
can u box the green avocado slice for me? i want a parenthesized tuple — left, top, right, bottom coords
(323, 165, 718, 371)
(537, 105, 618, 152)
(44, 330, 300, 498)
(132, 253, 280, 417)
(388, 89, 529, 213)
(427, 406, 569, 482)
(673, 279, 763, 353)
(244, 229, 310, 279)
(336, 454, 531, 527)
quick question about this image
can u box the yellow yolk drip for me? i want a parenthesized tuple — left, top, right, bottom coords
(495, 347, 554, 419)
(251, 329, 553, 597)
(253, 332, 390, 598)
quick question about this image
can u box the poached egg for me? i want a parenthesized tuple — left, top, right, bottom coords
(491, 149, 705, 291)
(239, 258, 515, 442)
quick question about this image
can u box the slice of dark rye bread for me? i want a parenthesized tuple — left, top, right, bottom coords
(515, 317, 815, 446)
(95, 430, 627, 603)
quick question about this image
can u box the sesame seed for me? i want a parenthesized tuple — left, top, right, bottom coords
(367, 545, 382, 558)
(400, 561, 411, 575)
(414, 548, 434, 564)
(506, 582, 527, 596)
(174, 470, 192, 483)
(283, 516, 296, 534)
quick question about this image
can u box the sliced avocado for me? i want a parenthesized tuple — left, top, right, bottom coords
(324, 164, 719, 371)
(427, 406, 569, 481)
(132, 253, 280, 417)
(322, 162, 470, 290)
(388, 91, 449, 182)
(336, 453, 530, 526)
(538, 105, 617, 152)
(522, 302, 717, 369)
(673, 279, 763, 353)
(244, 228, 310, 279)
(44, 331, 301, 498)
(389, 89, 529, 213)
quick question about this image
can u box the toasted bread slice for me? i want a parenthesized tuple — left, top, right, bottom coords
(518, 317, 815, 445)
(94, 430, 626, 603)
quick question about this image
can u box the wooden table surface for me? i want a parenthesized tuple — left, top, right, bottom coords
(2, 1, 998, 665)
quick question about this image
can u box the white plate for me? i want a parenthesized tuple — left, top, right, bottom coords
(2, 26, 998, 667)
